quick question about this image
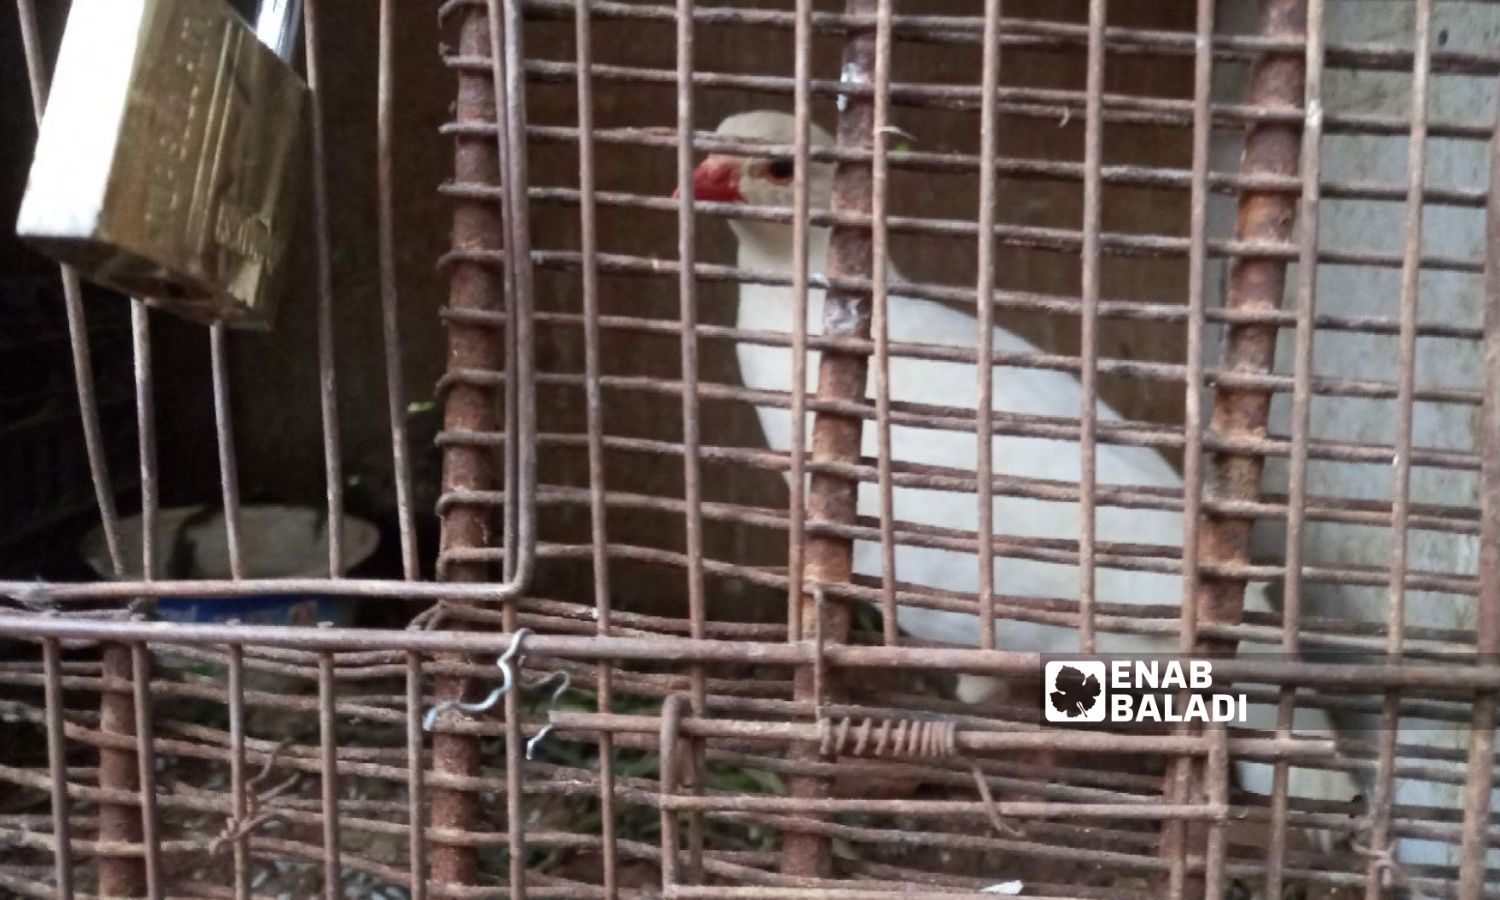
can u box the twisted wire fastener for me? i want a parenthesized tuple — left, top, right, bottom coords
(207, 740, 299, 857)
(420, 627, 572, 759)
(422, 627, 531, 731)
(1345, 801, 1431, 900)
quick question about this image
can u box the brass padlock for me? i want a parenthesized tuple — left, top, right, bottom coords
(16, 0, 308, 330)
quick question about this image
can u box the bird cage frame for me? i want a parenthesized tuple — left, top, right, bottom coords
(3, 0, 1500, 898)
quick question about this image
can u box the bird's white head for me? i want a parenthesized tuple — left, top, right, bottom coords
(674, 110, 836, 255)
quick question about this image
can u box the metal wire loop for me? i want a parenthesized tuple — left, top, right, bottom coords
(422, 626, 532, 731)
(523, 668, 572, 760)
(208, 740, 300, 857)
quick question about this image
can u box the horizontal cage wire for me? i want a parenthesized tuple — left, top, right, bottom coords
(2, 0, 1500, 898)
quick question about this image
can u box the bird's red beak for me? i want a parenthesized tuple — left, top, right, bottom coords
(672, 155, 743, 203)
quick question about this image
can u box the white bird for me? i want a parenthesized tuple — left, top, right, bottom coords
(683, 110, 1358, 838)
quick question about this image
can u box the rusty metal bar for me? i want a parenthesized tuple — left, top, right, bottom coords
(780, 0, 878, 878)
(1457, 48, 1500, 900)
(1263, 0, 1326, 895)
(869, 0, 896, 647)
(518, 122, 1488, 212)
(227, 644, 250, 899)
(404, 652, 428, 900)
(1076, 0, 1105, 653)
(434, 0, 509, 885)
(551, 711, 1336, 762)
(10, 617, 1500, 692)
(973, 0, 1001, 651)
(300, 0, 346, 575)
(436, 2, 537, 592)
(93, 301, 157, 897)
(570, 0, 617, 894)
(1177, 10, 1303, 840)
(1365, 2, 1430, 897)
(97, 644, 145, 898)
(659, 694, 688, 892)
(318, 650, 342, 898)
(493, 2, 535, 892)
(447, 307, 1488, 421)
(377, 0, 419, 579)
(510, 237, 1486, 341)
(1188, 0, 1307, 697)
(1201, 726, 1229, 899)
(786, 0, 813, 644)
(673, 0, 708, 879)
(42, 637, 74, 899)
(130, 643, 162, 900)
(657, 794, 1224, 821)
(498, 56, 1494, 145)
(1165, 0, 1215, 888)
(490, 165, 1484, 273)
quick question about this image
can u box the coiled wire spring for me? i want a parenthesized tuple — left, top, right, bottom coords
(817, 715, 1021, 837)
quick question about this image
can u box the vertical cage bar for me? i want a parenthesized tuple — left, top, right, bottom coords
(130, 642, 162, 900)
(1456, 56, 1500, 900)
(781, 0, 879, 879)
(973, 0, 1002, 652)
(673, 0, 708, 879)
(433, 0, 501, 883)
(1169, 0, 1309, 891)
(1191, 0, 1306, 645)
(405, 652, 428, 900)
(674, 0, 707, 672)
(129, 639, 161, 900)
(300, 0, 345, 576)
(94, 300, 158, 897)
(501, 630, 525, 896)
(228, 644, 250, 899)
(132, 302, 159, 585)
(571, 1, 619, 894)
(377, 0, 419, 579)
(210, 324, 245, 579)
(1264, 0, 1327, 895)
(1202, 725, 1230, 900)
(869, 0, 896, 647)
(1166, 0, 1215, 888)
(1365, 3, 1431, 896)
(489, 0, 539, 591)
(658, 695, 687, 893)
(1076, 0, 1105, 655)
(495, 0, 534, 888)
(786, 0, 813, 644)
(98, 644, 144, 897)
(434, 0, 543, 880)
(318, 650, 342, 899)
(42, 637, 74, 899)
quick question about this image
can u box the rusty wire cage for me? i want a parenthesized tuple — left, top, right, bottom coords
(3, 0, 1500, 897)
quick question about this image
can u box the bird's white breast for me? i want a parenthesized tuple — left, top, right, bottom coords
(733, 241, 1187, 655)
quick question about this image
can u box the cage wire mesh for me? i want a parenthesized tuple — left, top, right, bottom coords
(3, 0, 1500, 897)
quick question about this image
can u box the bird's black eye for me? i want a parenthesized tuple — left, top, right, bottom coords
(765, 158, 795, 182)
